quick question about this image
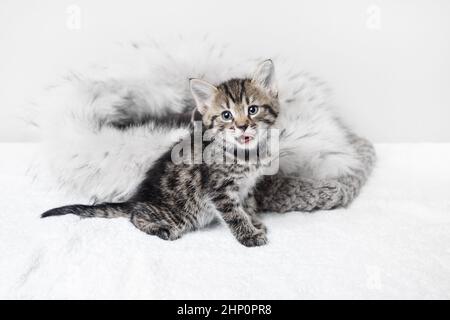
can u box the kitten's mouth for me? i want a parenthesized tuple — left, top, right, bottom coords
(236, 134, 255, 145)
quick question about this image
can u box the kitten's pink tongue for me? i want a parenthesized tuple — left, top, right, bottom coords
(239, 135, 254, 144)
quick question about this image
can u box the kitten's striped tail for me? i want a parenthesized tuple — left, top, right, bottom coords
(41, 202, 132, 219)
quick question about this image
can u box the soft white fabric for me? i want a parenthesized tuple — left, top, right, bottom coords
(1, 143, 449, 299)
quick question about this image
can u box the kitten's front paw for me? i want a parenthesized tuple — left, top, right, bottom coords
(238, 231, 268, 247)
(153, 226, 182, 241)
(154, 227, 172, 240)
(252, 220, 267, 233)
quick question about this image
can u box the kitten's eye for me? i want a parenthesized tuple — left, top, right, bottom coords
(221, 111, 233, 121)
(248, 105, 259, 115)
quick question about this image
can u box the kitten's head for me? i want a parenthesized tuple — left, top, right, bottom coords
(190, 60, 279, 150)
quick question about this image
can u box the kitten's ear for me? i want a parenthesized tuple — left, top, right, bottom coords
(189, 78, 218, 114)
(252, 59, 277, 97)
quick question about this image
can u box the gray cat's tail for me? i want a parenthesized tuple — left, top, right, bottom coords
(255, 132, 376, 212)
(336, 132, 377, 207)
(41, 202, 132, 219)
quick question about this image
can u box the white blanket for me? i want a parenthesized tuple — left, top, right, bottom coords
(1, 143, 449, 299)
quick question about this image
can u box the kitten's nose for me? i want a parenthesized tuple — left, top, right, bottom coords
(236, 124, 248, 132)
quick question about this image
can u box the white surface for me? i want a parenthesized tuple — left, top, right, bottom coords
(0, 143, 449, 299)
(1, 0, 450, 143)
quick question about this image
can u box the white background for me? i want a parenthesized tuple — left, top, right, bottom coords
(0, 0, 449, 142)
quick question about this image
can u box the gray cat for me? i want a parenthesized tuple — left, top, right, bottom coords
(42, 60, 280, 247)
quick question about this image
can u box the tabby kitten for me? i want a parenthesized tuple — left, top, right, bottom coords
(41, 60, 279, 247)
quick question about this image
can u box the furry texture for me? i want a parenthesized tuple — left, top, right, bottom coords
(33, 36, 375, 212)
(256, 133, 376, 212)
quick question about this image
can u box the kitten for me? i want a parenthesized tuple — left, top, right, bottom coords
(41, 60, 279, 247)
